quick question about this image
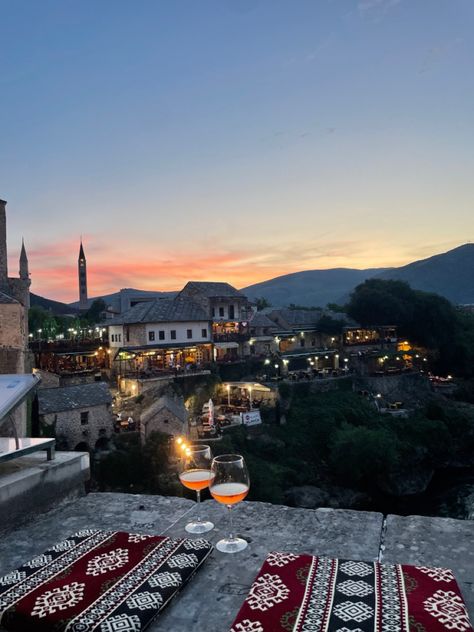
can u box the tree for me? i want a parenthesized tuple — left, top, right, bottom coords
(255, 297, 272, 311)
(317, 315, 344, 335)
(87, 298, 107, 322)
(347, 279, 474, 377)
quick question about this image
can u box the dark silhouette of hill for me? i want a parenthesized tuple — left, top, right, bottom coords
(242, 268, 388, 307)
(30, 293, 80, 315)
(243, 244, 474, 307)
(375, 243, 474, 304)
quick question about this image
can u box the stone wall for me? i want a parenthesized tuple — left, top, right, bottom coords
(140, 407, 185, 442)
(0, 302, 26, 355)
(40, 404, 114, 451)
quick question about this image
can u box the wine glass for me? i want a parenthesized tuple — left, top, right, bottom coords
(210, 454, 250, 553)
(179, 444, 215, 534)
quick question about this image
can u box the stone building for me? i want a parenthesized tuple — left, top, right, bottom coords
(140, 393, 187, 443)
(0, 200, 31, 374)
(108, 296, 213, 376)
(178, 282, 252, 361)
(38, 382, 114, 451)
(0, 199, 31, 437)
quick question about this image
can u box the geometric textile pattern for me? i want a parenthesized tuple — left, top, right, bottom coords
(416, 567, 455, 583)
(424, 590, 472, 631)
(246, 573, 290, 611)
(86, 548, 129, 576)
(0, 530, 212, 632)
(31, 582, 85, 618)
(336, 580, 374, 598)
(230, 553, 474, 632)
(333, 600, 374, 623)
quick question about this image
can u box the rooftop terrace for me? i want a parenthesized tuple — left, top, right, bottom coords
(0, 491, 472, 631)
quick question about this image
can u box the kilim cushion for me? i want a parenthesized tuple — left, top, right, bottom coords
(229, 552, 473, 632)
(0, 529, 212, 632)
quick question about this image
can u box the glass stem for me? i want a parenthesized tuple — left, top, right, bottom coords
(196, 489, 201, 523)
(228, 505, 234, 541)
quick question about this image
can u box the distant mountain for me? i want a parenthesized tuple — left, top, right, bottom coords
(375, 244, 474, 305)
(242, 268, 388, 308)
(242, 244, 474, 307)
(30, 293, 80, 315)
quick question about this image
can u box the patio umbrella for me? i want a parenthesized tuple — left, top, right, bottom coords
(208, 399, 215, 428)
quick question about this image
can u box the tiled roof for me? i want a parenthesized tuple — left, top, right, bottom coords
(272, 309, 323, 326)
(249, 312, 278, 329)
(106, 297, 209, 326)
(141, 395, 187, 425)
(182, 281, 244, 298)
(38, 382, 112, 414)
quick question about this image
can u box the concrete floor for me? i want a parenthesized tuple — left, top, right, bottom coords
(0, 493, 472, 631)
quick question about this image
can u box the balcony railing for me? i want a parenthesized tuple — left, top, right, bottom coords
(29, 338, 107, 353)
(212, 333, 250, 343)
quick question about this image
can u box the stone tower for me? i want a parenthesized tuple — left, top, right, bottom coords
(0, 200, 9, 291)
(20, 239, 29, 281)
(0, 198, 31, 435)
(78, 240, 88, 310)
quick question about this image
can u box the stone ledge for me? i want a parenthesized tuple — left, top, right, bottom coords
(383, 513, 474, 621)
(0, 451, 90, 533)
(0, 493, 473, 630)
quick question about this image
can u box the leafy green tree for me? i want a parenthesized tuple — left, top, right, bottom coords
(317, 315, 344, 335)
(255, 297, 272, 311)
(84, 299, 107, 324)
(347, 279, 474, 377)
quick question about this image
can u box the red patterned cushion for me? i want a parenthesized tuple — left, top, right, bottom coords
(230, 553, 473, 632)
(0, 530, 212, 632)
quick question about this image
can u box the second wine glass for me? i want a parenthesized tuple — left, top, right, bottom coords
(179, 444, 215, 534)
(210, 454, 250, 553)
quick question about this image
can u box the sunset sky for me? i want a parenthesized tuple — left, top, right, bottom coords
(1, 0, 473, 303)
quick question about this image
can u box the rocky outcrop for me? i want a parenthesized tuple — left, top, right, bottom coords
(377, 464, 434, 496)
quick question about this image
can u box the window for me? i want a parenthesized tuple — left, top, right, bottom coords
(311, 338, 316, 347)
(187, 329, 192, 339)
(118, 333, 122, 342)
(111, 334, 115, 342)
(202, 328, 207, 338)
(229, 305, 235, 319)
(219, 307, 224, 317)
(80, 411, 89, 425)
(148, 331, 155, 341)
(211, 307, 215, 317)
(300, 337, 305, 347)
(125, 327, 130, 342)
(171, 330, 176, 340)
(159, 330, 165, 340)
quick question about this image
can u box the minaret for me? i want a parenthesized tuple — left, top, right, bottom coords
(19, 238, 29, 280)
(78, 239, 88, 309)
(0, 199, 8, 290)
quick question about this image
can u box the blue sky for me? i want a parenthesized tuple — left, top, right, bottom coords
(1, 0, 473, 301)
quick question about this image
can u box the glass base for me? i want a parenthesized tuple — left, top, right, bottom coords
(216, 537, 248, 553)
(185, 520, 214, 534)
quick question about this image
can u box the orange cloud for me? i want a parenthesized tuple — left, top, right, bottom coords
(9, 235, 465, 304)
